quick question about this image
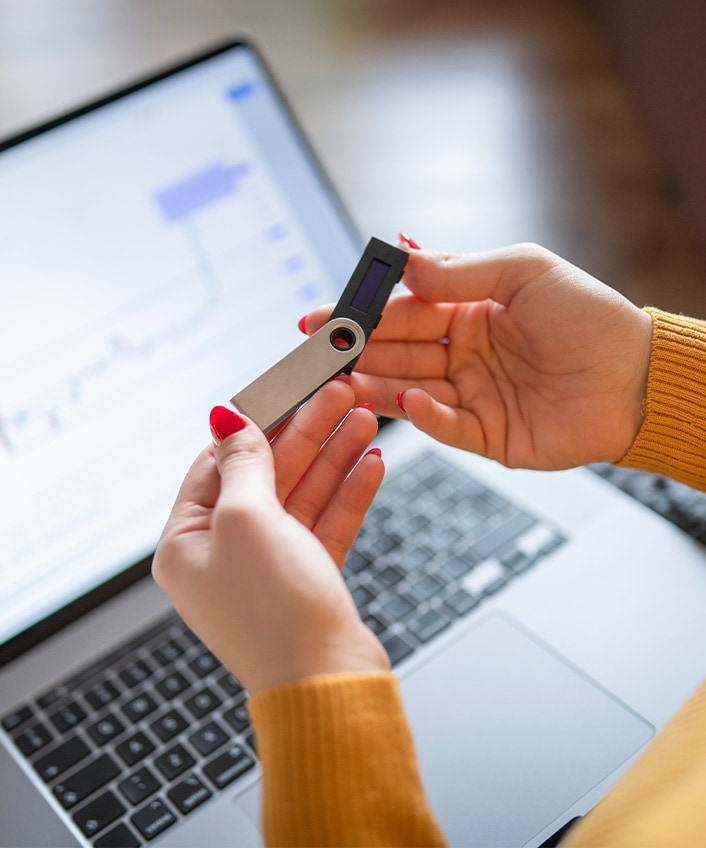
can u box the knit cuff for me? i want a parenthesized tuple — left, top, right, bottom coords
(617, 308, 706, 491)
(248, 671, 445, 847)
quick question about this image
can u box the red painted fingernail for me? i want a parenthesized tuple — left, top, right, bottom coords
(358, 403, 375, 413)
(398, 232, 421, 250)
(297, 315, 307, 333)
(396, 391, 407, 413)
(365, 447, 382, 458)
(209, 405, 247, 443)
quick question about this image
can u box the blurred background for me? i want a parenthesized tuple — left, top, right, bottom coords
(1, 0, 705, 314)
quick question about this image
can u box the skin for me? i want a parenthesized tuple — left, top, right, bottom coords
(303, 243, 653, 470)
(153, 380, 389, 697)
(155, 242, 654, 696)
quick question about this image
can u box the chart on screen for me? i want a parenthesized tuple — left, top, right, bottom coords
(0, 64, 336, 641)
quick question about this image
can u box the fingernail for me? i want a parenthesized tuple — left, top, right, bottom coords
(209, 405, 247, 443)
(365, 447, 382, 458)
(396, 391, 407, 413)
(297, 315, 307, 333)
(358, 403, 375, 414)
(398, 232, 421, 250)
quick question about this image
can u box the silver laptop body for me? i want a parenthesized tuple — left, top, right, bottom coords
(2, 38, 705, 848)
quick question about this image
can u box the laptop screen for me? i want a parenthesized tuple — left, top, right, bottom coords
(0, 41, 361, 655)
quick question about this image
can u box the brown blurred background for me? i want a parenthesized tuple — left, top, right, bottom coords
(1, 0, 705, 314)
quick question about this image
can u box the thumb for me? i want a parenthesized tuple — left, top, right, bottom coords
(401, 244, 552, 306)
(209, 406, 277, 512)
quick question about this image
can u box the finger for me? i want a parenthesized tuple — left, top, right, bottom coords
(348, 372, 458, 419)
(314, 448, 385, 568)
(354, 339, 449, 379)
(400, 243, 556, 306)
(284, 405, 379, 528)
(304, 293, 455, 341)
(211, 408, 279, 516)
(165, 445, 220, 520)
(400, 388, 488, 456)
(153, 446, 219, 586)
(299, 303, 334, 334)
(270, 379, 356, 504)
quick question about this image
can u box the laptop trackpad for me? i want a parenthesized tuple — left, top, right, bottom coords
(399, 614, 654, 848)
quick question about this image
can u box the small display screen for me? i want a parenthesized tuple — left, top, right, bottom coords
(350, 258, 390, 312)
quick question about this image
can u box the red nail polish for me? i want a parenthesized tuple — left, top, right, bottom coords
(396, 391, 407, 413)
(297, 315, 307, 333)
(398, 232, 421, 250)
(366, 447, 382, 458)
(358, 403, 375, 414)
(209, 405, 247, 443)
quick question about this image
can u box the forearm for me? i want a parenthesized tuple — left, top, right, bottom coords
(248, 672, 446, 848)
(617, 308, 706, 491)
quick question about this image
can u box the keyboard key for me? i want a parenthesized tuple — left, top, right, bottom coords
(185, 687, 222, 720)
(408, 608, 451, 643)
(156, 670, 191, 699)
(54, 753, 120, 809)
(2, 704, 33, 732)
(189, 651, 220, 678)
(151, 639, 184, 667)
(116, 731, 155, 767)
(438, 554, 476, 581)
(223, 699, 250, 733)
(217, 672, 243, 698)
(189, 720, 229, 756)
(49, 701, 87, 734)
(472, 512, 535, 559)
(462, 559, 509, 597)
(180, 627, 202, 646)
(35, 735, 90, 781)
(84, 680, 120, 711)
(131, 798, 177, 841)
(374, 532, 403, 555)
(14, 722, 52, 756)
(362, 613, 388, 635)
(408, 573, 444, 602)
(87, 713, 125, 746)
(94, 822, 141, 848)
(168, 774, 213, 815)
(154, 743, 195, 780)
(344, 550, 374, 574)
(371, 564, 405, 590)
(119, 659, 153, 688)
(150, 709, 188, 742)
(122, 693, 158, 723)
(73, 790, 125, 838)
(380, 633, 414, 666)
(380, 594, 415, 622)
(502, 549, 533, 573)
(203, 745, 255, 789)
(350, 583, 375, 610)
(444, 588, 479, 617)
(119, 766, 162, 806)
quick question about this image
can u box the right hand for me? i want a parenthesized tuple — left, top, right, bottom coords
(303, 243, 652, 470)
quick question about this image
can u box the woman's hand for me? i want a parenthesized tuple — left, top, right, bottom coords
(303, 243, 653, 470)
(152, 380, 389, 697)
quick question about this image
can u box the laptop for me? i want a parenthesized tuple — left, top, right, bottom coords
(1, 37, 706, 848)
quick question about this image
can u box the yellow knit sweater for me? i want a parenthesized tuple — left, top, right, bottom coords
(249, 308, 706, 847)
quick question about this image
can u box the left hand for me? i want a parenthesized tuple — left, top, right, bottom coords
(152, 380, 389, 696)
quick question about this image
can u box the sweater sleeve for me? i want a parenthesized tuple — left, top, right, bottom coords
(563, 679, 706, 847)
(617, 307, 706, 490)
(247, 671, 446, 848)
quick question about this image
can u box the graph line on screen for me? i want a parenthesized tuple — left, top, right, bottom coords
(0, 161, 249, 455)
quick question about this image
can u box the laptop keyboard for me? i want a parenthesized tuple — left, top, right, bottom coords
(343, 451, 564, 665)
(2, 451, 564, 846)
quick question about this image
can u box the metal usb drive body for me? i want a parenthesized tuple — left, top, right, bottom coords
(230, 237, 408, 433)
